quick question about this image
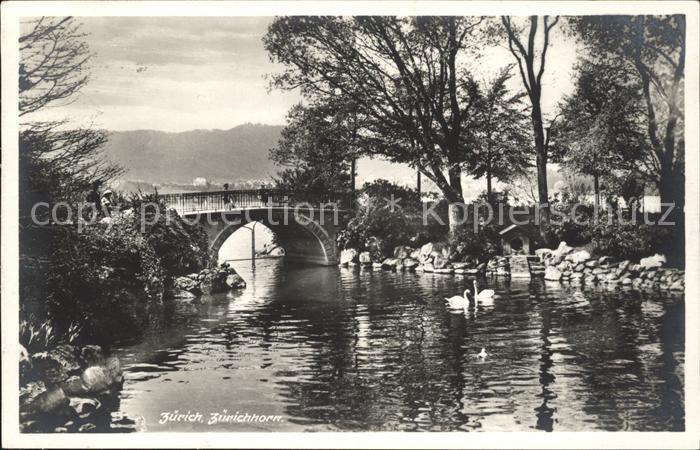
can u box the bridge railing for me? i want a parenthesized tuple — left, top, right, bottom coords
(160, 189, 352, 214)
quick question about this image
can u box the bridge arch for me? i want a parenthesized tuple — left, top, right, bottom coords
(187, 209, 339, 266)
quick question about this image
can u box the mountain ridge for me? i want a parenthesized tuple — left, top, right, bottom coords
(102, 123, 284, 184)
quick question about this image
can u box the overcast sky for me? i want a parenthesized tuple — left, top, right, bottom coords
(31, 17, 299, 130)
(28, 16, 582, 194)
(31, 16, 581, 133)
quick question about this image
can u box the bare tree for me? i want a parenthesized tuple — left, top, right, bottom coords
(19, 17, 91, 116)
(501, 16, 560, 239)
(19, 16, 121, 221)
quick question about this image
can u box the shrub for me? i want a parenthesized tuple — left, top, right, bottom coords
(588, 220, 676, 263)
(546, 191, 595, 246)
(337, 195, 418, 256)
(448, 223, 502, 263)
(126, 193, 210, 277)
(37, 220, 164, 346)
(337, 180, 426, 256)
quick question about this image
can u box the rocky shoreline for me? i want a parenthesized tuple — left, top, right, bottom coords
(539, 242, 685, 291)
(170, 262, 247, 300)
(20, 344, 125, 433)
(338, 240, 685, 292)
(19, 262, 249, 433)
(339, 242, 487, 276)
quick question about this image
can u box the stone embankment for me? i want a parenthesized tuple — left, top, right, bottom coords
(171, 262, 247, 300)
(20, 344, 124, 432)
(339, 240, 685, 292)
(539, 242, 684, 291)
(339, 242, 486, 276)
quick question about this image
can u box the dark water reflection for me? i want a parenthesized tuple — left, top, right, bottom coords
(104, 259, 683, 432)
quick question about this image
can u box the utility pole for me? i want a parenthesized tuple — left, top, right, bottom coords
(251, 223, 256, 268)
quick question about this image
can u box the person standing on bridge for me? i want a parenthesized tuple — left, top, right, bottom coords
(260, 183, 270, 207)
(222, 183, 234, 209)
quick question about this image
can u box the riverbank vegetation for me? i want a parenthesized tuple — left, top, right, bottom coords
(19, 18, 213, 351)
(266, 15, 685, 267)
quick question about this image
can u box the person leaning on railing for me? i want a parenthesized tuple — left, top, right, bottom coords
(223, 183, 234, 209)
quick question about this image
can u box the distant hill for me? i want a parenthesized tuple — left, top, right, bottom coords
(103, 123, 283, 185)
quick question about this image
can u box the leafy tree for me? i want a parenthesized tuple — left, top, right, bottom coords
(575, 15, 685, 211)
(270, 103, 354, 192)
(469, 65, 532, 204)
(553, 58, 647, 211)
(500, 16, 560, 238)
(264, 16, 486, 232)
(336, 180, 444, 256)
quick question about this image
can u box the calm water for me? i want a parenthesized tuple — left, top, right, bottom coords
(99, 259, 683, 432)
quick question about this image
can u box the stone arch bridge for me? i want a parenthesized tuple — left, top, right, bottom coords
(161, 189, 350, 266)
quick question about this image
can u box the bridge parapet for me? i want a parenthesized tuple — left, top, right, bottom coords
(161, 189, 351, 215)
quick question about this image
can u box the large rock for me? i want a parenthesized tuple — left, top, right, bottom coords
(225, 274, 246, 289)
(409, 249, 421, 260)
(420, 242, 435, 259)
(433, 254, 449, 269)
(60, 375, 88, 397)
(339, 248, 358, 265)
(552, 241, 573, 258)
(174, 276, 199, 292)
(105, 356, 122, 383)
(535, 248, 553, 260)
(69, 397, 101, 415)
(640, 254, 666, 269)
(598, 256, 613, 265)
(81, 366, 113, 394)
(544, 266, 562, 281)
(381, 258, 399, 269)
(25, 386, 68, 414)
(358, 251, 372, 265)
(393, 246, 410, 260)
(403, 258, 419, 270)
(173, 289, 197, 300)
(567, 250, 591, 264)
(557, 261, 570, 272)
(669, 280, 684, 290)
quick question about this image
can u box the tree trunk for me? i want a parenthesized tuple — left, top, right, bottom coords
(593, 173, 600, 213)
(447, 165, 465, 235)
(658, 161, 678, 209)
(532, 101, 549, 240)
(486, 173, 493, 206)
(416, 170, 421, 198)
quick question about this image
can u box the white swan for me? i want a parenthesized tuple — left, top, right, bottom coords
(445, 289, 471, 309)
(473, 280, 495, 300)
(477, 348, 489, 359)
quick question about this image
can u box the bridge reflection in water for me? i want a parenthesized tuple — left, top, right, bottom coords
(161, 189, 352, 266)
